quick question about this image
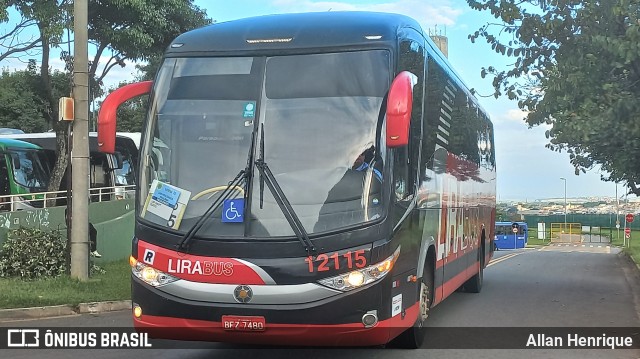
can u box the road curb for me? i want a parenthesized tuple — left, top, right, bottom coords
(77, 300, 132, 314)
(626, 251, 640, 272)
(0, 300, 131, 322)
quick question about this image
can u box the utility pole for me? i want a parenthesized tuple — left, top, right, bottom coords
(560, 177, 567, 232)
(71, 0, 89, 280)
(616, 183, 620, 243)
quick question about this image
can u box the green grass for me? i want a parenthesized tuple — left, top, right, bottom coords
(524, 229, 550, 247)
(526, 225, 640, 264)
(0, 259, 131, 309)
(1, 226, 639, 311)
(608, 228, 640, 264)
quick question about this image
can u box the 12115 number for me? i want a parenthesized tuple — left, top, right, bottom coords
(304, 250, 367, 273)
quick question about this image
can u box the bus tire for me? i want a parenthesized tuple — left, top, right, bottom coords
(464, 247, 483, 293)
(391, 258, 433, 349)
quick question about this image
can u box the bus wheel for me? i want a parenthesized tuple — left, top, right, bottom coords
(464, 248, 483, 293)
(391, 261, 433, 349)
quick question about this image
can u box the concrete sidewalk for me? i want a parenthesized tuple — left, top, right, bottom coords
(0, 300, 131, 322)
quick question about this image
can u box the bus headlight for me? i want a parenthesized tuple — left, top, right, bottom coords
(130, 256, 179, 287)
(318, 246, 400, 292)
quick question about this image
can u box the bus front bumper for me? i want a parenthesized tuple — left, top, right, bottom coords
(131, 277, 419, 346)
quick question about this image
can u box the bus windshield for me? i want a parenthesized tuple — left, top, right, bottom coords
(139, 50, 390, 237)
(9, 148, 49, 191)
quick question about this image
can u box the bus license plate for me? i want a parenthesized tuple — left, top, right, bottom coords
(222, 315, 266, 332)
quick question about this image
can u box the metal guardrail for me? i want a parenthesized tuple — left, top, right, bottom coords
(0, 185, 136, 211)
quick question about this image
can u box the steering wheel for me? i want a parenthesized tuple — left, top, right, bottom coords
(192, 185, 245, 200)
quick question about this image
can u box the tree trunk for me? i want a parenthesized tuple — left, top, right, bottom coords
(47, 123, 70, 206)
(39, 29, 70, 206)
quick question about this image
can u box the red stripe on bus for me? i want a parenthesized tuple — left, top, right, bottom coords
(137, 240, 267, 285)
(133, 303, 420, 346)
(435, 247, 476, 269)
(432, 260, 479, 306)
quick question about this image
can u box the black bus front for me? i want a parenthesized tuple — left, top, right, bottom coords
(130, 49, 419, 346)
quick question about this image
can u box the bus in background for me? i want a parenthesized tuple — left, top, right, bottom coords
(495, 221, 528, 250)
(0, 132, 138, 200)
(0, 138, 50, 209)
(98, 12, 496, 348)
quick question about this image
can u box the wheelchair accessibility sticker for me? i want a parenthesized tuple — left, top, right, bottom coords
(222, 198, 244, 223)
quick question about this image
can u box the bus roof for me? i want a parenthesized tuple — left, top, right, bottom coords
(0, 138, 42, 150)
(167, 11, 422, 55)
(165, 11, 490, 121)
(496, 221, 528, 226)
(0, 132, 138, 153)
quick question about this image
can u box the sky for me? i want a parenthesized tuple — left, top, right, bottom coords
(0, 0, 625, 201)
(191, 0, 623, 202)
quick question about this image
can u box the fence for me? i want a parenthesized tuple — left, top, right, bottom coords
(0, 186, 136, 261)
(0, 185, 135, 212)
(524, 214, 640, 230)
(550, 223, 582, 243)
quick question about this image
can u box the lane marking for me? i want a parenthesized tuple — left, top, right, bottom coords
(487, 252, 525, 268)
(540, 244, 616, 254)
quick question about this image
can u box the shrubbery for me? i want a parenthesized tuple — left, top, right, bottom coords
(0, 228, 67, 279)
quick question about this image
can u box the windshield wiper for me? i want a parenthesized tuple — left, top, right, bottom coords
(175, 169, 247, 252)
(176, 127, 259, 252)
(254, 125, 316, 256)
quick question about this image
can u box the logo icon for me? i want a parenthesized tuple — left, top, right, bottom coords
(243, 102, 256, 118)
(233, 285, 253, 303)
(7, 329, 39, 347)
(142, 249, 155, 265)
(222, 199, 244, 223)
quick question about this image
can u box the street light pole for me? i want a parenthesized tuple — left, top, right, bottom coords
(560, 177, 567, 232)
(616, 183, 620, 243)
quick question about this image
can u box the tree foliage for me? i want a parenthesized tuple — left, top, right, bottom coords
(0, 0, 210, 192)
(467, 0, 640, 195)
(86, 0, 209, 91)
(0, 61, 71, 132)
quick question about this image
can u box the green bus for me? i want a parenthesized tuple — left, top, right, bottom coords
(0, 138, 50, 209)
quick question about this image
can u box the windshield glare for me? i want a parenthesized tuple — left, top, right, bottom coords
(10, 148, 49, 190)
(139, 51, 389, 238)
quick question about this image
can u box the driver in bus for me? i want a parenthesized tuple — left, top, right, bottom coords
(314, 146, 383, 232)
(352, 146, 382, 182)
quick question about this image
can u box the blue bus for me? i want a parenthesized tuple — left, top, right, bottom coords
(495, 222, 528, 250)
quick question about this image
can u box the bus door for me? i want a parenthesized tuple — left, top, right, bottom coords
(442, 177, 460, 298)
(0, 154, 10, 210)
(434, 188, 447, 304)
(463, 205, 479, 279)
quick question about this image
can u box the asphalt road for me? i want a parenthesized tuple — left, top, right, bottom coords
(3, 245, 640, 358)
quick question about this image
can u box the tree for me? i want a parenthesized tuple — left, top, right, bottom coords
(0, 0, 210, 195)
(0, 0, 46, 63)
(86, 0, 209, 91)
(0, 61, 71, 132)
(466, 0, 640, 195)
(0, 1, 71, 201)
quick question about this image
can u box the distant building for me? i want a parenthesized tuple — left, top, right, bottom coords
(429, 27, 448, 58)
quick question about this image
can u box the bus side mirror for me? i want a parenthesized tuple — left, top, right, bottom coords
(386, 71, 415, 148)
(97, 81, 152, 154)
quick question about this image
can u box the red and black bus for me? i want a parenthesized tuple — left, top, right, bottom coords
(98, 11, 496, 348)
